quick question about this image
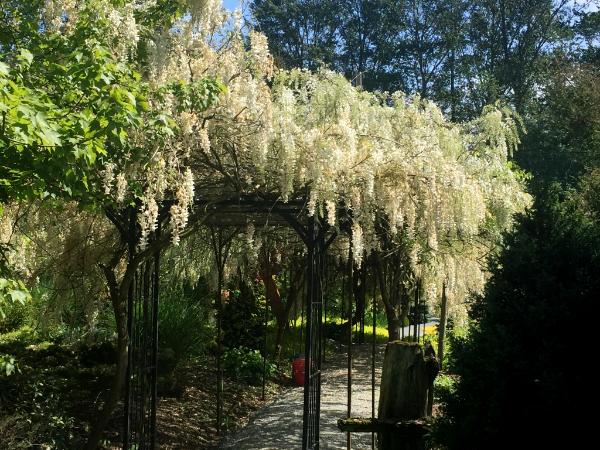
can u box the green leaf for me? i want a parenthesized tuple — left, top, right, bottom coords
(18, 49, 33, 66)
(8, 289, 28, 305)
(39, 127, 62, 147)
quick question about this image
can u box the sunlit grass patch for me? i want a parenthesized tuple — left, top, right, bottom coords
(355, 324, 389, 343)
(423, 324, 437, 335)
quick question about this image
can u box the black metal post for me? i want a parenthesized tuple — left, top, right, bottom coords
(322, 255, 327, 366)
(413, 281, 418, 341)
(316, 231, 324, 448)
(262, 290, 268, 400)
(210, 228, 236, 436)
(123, 209, 135, 449)
(299, 278, 305, 356)
(210, 229, 226, 436)
(303, 219, 313, 449)
(418, 280, 422, 342)
(358, 266, 366, 344)
(401, 308, 405, 340)
(300, 215, 326, 450)
(124, 208, 161, 450)
(371, 268, 377, 450)
(423, 291, 427, 341)
(216, 263, 223, 434)
(346, 247, 353, 450)
(302, 215, 319, 449)
(150, 222, 160, 449)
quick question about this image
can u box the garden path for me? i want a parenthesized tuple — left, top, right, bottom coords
(219, 343, 386, 450)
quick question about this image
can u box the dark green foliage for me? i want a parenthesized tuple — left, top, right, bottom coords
(0, 0, 224, 205)
(0, 24, 149, 203)
(0, 295, 27, 333)
(222, 346, 276, 386)
(156, 347, 185, 398)
(438, 46, 600, 449)
(0, 330, 114, 449)
(158, 278, 213, 365)
(518, 64, 600, 188)
(437, 191, 599, 449)
(222, 279, 265, 351)
(432, 373, 457, 404)
(581, 168, 600, 220)
(323, 321, 345, 341)
(574, 10, 600, 65)
(78, 342, 116, 368)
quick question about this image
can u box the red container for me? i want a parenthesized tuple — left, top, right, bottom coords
(292, 356, 305, 386)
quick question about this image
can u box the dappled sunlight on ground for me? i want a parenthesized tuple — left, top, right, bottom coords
(220, 344, 385, 450)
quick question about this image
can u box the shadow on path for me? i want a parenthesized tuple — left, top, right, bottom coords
(220, 344, 385, 450)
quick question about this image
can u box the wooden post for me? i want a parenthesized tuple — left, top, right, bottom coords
(377, 341, 438, 450)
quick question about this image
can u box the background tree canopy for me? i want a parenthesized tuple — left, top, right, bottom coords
(252, 0, 596, 118)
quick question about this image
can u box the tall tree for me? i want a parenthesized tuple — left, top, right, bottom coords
(336, 0, 403, 91)
(393, 0, 455, 98)
(518, 60, 600, 187)
(251, 0, 342, 69)
(573, 9, 600, 66)
(466, 0, 573, 112)
(252, 0, 406, 90)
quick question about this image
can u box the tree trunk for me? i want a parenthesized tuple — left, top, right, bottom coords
(261, 261, 304, 360)
(84, 220, 171, 449)
(274, 319, 288, 360)
(412, 283, 419, 341)
(85, 264, 128, 450)
(260, 266, 286, 353)
(377, 341, 438, 450)
(374, 252, 402, 342)
(386, 310, 402, 341)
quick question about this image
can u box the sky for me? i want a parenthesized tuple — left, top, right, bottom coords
(573, 0, 600, 13)
(222, 0, 242, 11)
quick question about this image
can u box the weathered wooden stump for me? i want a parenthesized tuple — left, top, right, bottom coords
(377, 341, 439, 450)
(336, 341, 438, 449)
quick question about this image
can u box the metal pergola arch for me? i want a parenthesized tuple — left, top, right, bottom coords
(123, 195, 338, 450)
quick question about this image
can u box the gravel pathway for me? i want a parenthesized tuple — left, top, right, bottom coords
(220, 343, 386, 450)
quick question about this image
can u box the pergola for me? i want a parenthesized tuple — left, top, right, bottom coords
(122, 195, 336, 450)
(113, 187, 434, 450)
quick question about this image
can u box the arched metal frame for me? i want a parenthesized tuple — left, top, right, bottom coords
(120, 195, 436, 450)
(123, 198, 336, 450)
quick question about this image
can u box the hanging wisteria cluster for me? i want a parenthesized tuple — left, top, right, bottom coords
(41, 0, 531, 317)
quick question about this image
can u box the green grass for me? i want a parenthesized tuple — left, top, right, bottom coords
(265, 316, 391, 364)
(352, 324, 389, 343)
